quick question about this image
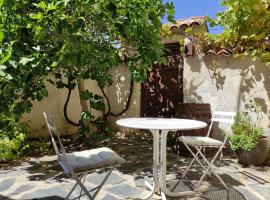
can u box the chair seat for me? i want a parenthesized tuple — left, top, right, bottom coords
(59, 147, 125, 172)
(178, 136, 223, 147)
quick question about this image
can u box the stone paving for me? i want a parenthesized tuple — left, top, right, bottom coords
(0, 135, 270, 200)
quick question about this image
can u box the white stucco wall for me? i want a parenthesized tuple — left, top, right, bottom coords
(22, 76, 103, 137)
(107, 52, 270, 137)
(23, 49, 270, 138)
(106, 64, 141, 133)
(184, 53, 270, 136)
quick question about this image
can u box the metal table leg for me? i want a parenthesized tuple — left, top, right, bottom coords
(140, 129, 194, 200)
(139, 130, 160, 200)
(159, 130, 195, 198)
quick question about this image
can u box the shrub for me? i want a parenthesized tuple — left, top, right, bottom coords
(229, 112, 263, 151)
(0, 114, 28, 162)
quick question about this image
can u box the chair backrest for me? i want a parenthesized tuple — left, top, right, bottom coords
(43, 112, 66, 160)
(206, 111, 236, 142)
(176, 103, 212, 136)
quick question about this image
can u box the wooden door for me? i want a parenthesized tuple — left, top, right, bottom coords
(141, 43, 183, 118)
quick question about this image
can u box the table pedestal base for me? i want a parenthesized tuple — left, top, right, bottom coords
(140, 129, 194, 200)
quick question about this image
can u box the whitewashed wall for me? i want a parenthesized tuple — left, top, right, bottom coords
(106, 64, 141, 133)
(23, 51, 270, 138)
(22, 76, 103, 137)
(183, 53, 270, 136)
(107, 53, 270, 137)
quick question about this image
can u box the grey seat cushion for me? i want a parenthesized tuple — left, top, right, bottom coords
(178, 136, 223, 147)
(60, 147, 125, 172)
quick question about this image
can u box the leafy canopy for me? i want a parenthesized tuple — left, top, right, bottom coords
(0, 0, 175, 117)
(203, 0, 270, 64)
(0, 0, 176, 148)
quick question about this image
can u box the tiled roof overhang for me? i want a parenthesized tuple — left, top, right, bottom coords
(204, 48, 233, 56)
(164, 16, 236, 57)
(167, 16, 207, 32)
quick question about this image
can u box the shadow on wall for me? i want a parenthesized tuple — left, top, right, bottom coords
(115, 70, 129, 105)
(203, 57, 227, 90)
(186, 51, 227, 90)
(108, 66, 134, 114)
(203, 55, 270, 129)
(183, 79, 203, 103)
(185, 52, 203, 73)
(237, 58, 269, 130)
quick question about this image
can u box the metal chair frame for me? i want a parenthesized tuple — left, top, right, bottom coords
(43, 112, 113, 200)
(179, 111, 236, 191)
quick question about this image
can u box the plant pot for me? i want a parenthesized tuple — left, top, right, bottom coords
(234, 136, 269, 166)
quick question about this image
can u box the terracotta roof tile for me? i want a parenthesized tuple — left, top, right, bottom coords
(168, 16, 206, 31)
(204, 48, 233, 56)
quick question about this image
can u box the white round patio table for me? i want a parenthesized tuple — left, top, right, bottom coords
(116, 118, 207, 200)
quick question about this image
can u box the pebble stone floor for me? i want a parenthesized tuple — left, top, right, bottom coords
(0, 134, 270, 200)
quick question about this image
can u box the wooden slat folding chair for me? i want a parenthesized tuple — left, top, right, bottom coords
(178, 111, 236, 191)
(43, 113, 125, 200)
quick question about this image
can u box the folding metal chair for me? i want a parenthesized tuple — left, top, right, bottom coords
(43, 113, 125, 200)
(178, 111, 236, 190)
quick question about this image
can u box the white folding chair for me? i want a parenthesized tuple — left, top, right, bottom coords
(43, 113, 125, 200)
(178, 111, 236, 190)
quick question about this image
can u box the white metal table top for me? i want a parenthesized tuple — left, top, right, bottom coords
(116, 117, 207, 131)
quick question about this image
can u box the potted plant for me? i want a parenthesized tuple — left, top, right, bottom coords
(229, 112, 269, 166)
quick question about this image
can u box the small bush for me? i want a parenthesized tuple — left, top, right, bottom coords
(0, 114, 28, 162)
(229, 112, 263, 151)
(0, 133, 27, 161)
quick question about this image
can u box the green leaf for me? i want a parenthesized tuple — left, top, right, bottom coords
(0, 65, 6, 76)
(80, 90, 93, 100)
(91, 101, 105, 112)
(0, 71, 5, 77)
(19, 57, 34, 65)
(38, 1, 47, 10)
(166, 1, 175, 23)
(80, 111, 93, 120)
(62, 0, 70, 6)
(56, 81, 65, 89)
(30, 12, 43, 20)
(0, 30, 3, 43)
(8, 60, 17, 68)
(47, 3, 57, 11)
(0, 64, 6, 70)
(32, 45, 41, 51)
(1, 51, 12, 65)
(51, 62, 58, 68)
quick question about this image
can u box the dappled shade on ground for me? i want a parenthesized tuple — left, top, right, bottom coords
(0, 134, 270, 199)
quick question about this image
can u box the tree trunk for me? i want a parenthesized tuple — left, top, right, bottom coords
(77, 78, 92, 138)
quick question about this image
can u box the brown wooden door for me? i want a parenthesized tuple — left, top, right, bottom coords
(141, 43, 183, 118)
